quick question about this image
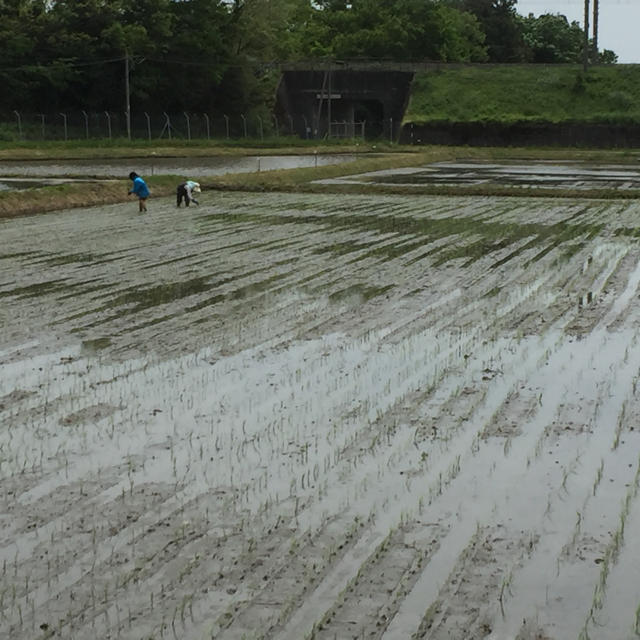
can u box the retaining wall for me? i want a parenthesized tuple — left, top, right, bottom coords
(399, 121, 640, 148)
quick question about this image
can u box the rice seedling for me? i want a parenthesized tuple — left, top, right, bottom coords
(592, 459, 604, 496)
(498, 569, 513, 618)
(612, 401, 627, 450)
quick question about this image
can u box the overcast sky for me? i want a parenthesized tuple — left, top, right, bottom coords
(515, 0, 639, 63)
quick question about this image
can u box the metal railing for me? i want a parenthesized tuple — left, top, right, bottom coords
(329, 121, 366, 139)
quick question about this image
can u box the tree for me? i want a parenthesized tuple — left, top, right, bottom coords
(450, 0, 526, 62)
(400, 0, 487, 62)
(35, 0, 174, 110)
(147, 0, 230, 112)
(520, 13, 584, 63)
(218, 0, 314, 117)
(0, 1, 50, 109)
(302, 0, 487, 62)
(599, 49, 617, 65)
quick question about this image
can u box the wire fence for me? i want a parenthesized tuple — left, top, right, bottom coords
(1, 111, 379, 142)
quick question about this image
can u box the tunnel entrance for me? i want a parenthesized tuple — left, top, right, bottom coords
(353, 100, 385, 139)
(275, 66, 414, 141)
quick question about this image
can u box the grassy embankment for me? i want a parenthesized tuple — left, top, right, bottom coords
(405, 64, 640, 125)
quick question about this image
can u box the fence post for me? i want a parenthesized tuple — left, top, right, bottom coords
(184, 112, 191, 141)
(38, 114, 45, 140)
(105, 111, 112, 140)
(82, 110, 89, 139)
(13, 111, 22, 139)
(60, 112, 68, 141)
(144, 112, 151, 141)
(224, 114, 229, 139)
(240, 114, 247, 138)
(273, 115, 279, 138)
(390, 117, 393, 144)
(303, 115, 309, 139)
(257, 116, 263, 141)
(163, 112, 171, 140)
(203, 113, 210, 140)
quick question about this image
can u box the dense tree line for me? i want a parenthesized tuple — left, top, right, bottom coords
(0, 0, 617, 117)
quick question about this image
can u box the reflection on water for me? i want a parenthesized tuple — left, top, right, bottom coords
(0, 178, 92, 190)
(0, 154, 358, 185)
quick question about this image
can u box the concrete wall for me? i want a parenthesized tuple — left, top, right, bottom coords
(275, 70, 414, 141)
(400, 121, 640, 148)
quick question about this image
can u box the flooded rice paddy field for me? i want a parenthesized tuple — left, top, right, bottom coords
(319, 161, 640, 191)
(0, 154, 356, 181)
(2, 191, 640, 639)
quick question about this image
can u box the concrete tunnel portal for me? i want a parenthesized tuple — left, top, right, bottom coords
(275, 66, 415, 141)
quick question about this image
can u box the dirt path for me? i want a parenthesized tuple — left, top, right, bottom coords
(2, 191, 640, 639)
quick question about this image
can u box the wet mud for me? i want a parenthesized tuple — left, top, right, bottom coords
(2, 190, 640, 639)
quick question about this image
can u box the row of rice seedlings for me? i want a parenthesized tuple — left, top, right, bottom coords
(586, 455, 640, 627)
(305, 528, 397, 638)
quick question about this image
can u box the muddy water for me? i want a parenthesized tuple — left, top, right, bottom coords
(2, 192, 640, 639)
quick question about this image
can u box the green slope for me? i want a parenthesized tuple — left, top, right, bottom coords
(405, 65, 640, 125)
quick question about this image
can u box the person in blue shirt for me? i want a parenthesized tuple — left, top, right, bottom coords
(128, 171, 149, 212)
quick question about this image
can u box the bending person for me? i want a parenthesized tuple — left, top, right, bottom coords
(177, 180, 201, 207)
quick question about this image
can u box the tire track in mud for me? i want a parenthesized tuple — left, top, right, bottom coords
(3, 193, 640, 639)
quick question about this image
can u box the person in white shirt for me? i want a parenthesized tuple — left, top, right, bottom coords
(177, 180, 201, 207)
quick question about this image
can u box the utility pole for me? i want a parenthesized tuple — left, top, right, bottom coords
(124, 52, 131, 141)
(583, 0, 590, 72)
(593, 0, 599, 63)
(327, 61, 332, 139)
